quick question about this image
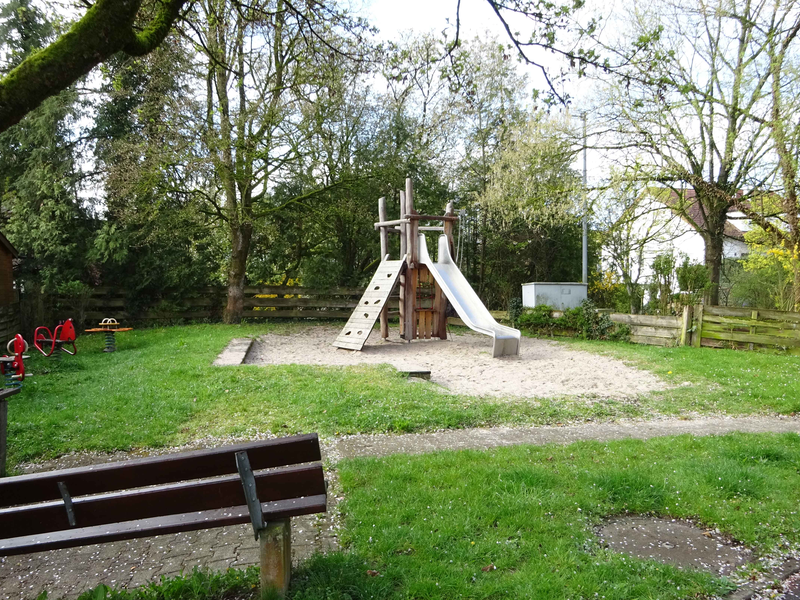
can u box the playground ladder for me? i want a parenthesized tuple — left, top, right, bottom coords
(333, 257, 406, 351)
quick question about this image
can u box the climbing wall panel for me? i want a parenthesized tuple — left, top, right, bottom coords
(333, 258, 406, 351)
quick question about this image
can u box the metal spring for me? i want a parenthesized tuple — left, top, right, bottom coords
(49, 345, 62, 362)
(104, 331, 116, 352)
(4, 370, 21, 389)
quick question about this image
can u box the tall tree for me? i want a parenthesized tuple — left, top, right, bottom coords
(0, 0, 91, 314)
(731, 0, 800, 311)
(449, 37, 528, 295)
(193, 0, 369, 322)
(595, 0, 779, 304)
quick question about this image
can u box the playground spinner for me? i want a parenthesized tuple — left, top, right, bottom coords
(334, 178, 520, 358)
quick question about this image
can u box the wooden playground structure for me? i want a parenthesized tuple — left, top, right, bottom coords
(333, 178, 455, 350)
(334, 178, 520, 357)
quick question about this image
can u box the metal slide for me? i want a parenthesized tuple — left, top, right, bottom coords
(419, 234, 521, 357)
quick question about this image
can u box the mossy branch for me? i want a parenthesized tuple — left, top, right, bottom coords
(0, 0, 189, 134)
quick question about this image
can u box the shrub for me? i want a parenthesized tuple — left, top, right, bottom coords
(517, 300, 627, 341)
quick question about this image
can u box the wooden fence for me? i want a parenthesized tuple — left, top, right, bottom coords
(610, 305, 800, 354)
(61, 285, 512, 327)
(0, 304, 21, 342)
(691, 305, 800, 354)
(610, 313, 683, 347)
(72, 286, 396, 323)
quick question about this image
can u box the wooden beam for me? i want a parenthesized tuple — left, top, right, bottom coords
(259, 519, 292, 597)
(679, 305, 692, 347)
(403, 179, 416, 340)
(373, 219, 409, 229)
(378, 197, 389, 339)
(0, 434, 321, 508)
(407, 214, 459, 222)
(692, 304, 704, 348)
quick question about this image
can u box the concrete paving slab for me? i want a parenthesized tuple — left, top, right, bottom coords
(212, 338, 254, 366)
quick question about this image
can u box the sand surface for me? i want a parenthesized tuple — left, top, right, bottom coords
(246, 326, 668, 399)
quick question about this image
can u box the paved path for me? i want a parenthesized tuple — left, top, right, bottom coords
(2, 416, 800, 599)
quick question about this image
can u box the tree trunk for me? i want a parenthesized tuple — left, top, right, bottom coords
(794, 257, 800, 313)
(703, 233, 724, 306)
(224, 222, 253, 323)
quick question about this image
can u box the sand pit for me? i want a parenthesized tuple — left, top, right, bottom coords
(245, 326, 668, 399)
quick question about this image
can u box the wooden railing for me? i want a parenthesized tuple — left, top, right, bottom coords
(77, 286, 397, 322)
(609, 313, 683, 347)
(609, 305, 800, 353)
(692, 305, 800, 354)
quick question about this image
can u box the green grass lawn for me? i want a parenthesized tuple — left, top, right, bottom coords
(288, 432, 800, 599)
(76, 432, 800, 600)
(560, 336, 800, 415)
(5, 323, 800, 470)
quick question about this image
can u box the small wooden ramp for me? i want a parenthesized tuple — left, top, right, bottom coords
(334, 257, 406, 351)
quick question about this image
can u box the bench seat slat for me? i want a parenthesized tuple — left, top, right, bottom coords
(0, 464, 325, 539)
(0, 494, 327, 556)
(0, 434, 322, 508)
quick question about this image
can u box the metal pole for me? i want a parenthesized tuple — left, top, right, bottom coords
(582, 112, 588, 285)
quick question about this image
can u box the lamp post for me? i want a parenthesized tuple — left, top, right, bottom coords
(582, 112, 588, 285)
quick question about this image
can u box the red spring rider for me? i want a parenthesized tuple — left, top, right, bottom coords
(34, 318, 77, 358)
(0, 334, 27, 389)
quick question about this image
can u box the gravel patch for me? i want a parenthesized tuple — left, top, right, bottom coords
(246, 326, 667, 399)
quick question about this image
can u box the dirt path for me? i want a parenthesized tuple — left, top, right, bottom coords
(3, 415, 800, 599)
(247, 327, 667, 399)
(325, 415, 800, 461)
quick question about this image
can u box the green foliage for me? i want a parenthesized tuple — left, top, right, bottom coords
(675, 256, 710, 306)
(0, 0, 95, 335)
(76, 567, 259, 600)
(508, 297, 524, 326)
(518, 300, 622, 341)
(734, 228, 798, 310)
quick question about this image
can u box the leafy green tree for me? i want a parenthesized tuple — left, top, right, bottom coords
(190, 0, 371, 322)
(474, 114, 586, 308)
(90, 37, 224, 312)
(0, 0, 93, 329)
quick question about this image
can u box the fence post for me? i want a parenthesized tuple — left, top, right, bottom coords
(749, 310, 758, 351)
(680, 305, 692, 346)
(692, 304, 704, 348)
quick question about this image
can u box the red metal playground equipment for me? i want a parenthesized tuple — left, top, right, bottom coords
(34, 318, 77, 358)
(0, 334, 27, 389)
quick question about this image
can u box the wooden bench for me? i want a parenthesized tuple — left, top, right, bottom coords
(0, 433, 326, 597)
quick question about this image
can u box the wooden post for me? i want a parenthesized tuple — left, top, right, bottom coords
(399, 191, 407, 258)
(692, 304, 704, 348)
(679, 305, 692, 347)
(399, 191, 407, 339)
(403, 178, 417, 341)
(436, 201, 454, 340)
(0, 397, 6, 478)
(259, 519, 291, 597)
(443, 201, 455, 257)
(0, 388, 20, 477)
(749, 310, 758, 350)
(378, 197, 389, 340)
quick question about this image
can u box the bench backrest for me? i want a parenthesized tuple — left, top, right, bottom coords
(0, 433, 325, 555)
